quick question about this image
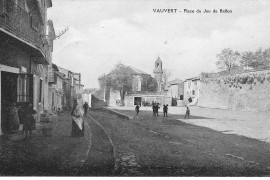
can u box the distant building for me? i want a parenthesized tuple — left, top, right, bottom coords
(184, 77, 201, 105)
(165, 78, 184, 100)
(103, 57, 178, 107)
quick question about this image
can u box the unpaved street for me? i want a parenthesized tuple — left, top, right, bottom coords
(89, 108, 270, 176)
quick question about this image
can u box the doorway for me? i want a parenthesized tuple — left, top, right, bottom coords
(134, 97, 142, 106)
(1, 71, 18, 133)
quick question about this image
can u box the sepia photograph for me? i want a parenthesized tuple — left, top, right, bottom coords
(0, 0, 270, 177)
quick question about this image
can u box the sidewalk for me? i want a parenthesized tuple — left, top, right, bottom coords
(0, 110, 91, 176)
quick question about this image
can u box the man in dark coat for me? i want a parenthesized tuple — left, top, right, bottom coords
(83, 102, 89, 115)
(163, 104, 168, 117)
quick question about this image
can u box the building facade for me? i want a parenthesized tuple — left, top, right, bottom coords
(184, 77, 201, 105)
(0, 0, 52, 135)
(102, 57, 178, 107)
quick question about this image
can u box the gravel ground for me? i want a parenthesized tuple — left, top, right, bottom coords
(89, 108, 270, 176)
(112, 106, 270, 142)
(0, 110, 91, 176)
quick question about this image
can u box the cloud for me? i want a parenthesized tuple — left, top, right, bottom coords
(48, 0, 270, 88)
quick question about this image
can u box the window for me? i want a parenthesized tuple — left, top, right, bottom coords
(194, 80, 197, 85)
(192, 90, 195, 95)
(17, 74, 33, 102)
(39, 79, 42, 102)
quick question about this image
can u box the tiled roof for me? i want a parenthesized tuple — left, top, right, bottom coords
(169, 78, 183, 85)
(128, 66, 150, 75)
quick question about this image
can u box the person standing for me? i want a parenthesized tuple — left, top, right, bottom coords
(83, 102, 89, 115)
(71, 100, 85, 137)
(184, 106, 190, 119)
(8, 102, 20, 133)
(155, 103, 160, 116)
(163, 104, 168, 117)
(135, 104, 140, 118)
(22, 103, 37, 139)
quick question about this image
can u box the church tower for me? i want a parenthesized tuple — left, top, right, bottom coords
(153, 57, 163, 92)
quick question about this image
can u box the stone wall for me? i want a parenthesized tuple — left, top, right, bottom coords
(91, 94, 106, 110)
(198, 70, 270, 112)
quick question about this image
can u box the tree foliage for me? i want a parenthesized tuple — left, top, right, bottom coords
(216, 48, 240, 72)
(162, 69, 172, 85)
(240, 48, 270, 69)
(98, 63, 133, 105)
(146, 77, 158, 91)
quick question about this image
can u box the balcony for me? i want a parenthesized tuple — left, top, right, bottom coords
(0, 0, 46, 59)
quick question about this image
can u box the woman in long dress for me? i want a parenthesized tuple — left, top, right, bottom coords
(8, 102, 20, 133)
(71, 100, 84, 137)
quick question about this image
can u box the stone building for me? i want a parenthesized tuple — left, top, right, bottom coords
(103, 57, 177, 107)
(0, 0, 52, 135)
(49, 65, 83, 112)
(184, 77, 201, 105)
(164, 78, 184, 106)
(104, 66, 152, 106)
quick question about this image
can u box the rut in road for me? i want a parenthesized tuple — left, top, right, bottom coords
(77, 114, 115, 176)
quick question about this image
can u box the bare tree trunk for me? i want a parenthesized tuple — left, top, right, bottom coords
(119, 90, 125, 106)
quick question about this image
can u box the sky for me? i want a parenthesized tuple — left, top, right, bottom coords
(47, 0, 270, 89)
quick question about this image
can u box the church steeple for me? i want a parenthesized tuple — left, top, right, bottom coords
(153, 56, 163, 74)
(153, 56, 163, 92)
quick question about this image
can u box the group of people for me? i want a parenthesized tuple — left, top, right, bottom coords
(4, 102, 36, 139)
(152, 103, 160, 116)
(135, 102, 170, 118)
(135, 102, 191, 119)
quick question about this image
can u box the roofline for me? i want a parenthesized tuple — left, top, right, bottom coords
(184, 77, 200, 81)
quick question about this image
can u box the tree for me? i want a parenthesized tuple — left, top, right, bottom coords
(216, 48, 240, 72)
(146, 77, 158, 92)
(162, 69, 172, 85)
(240, 48, 270, 69)
(104, 63, 134, 105)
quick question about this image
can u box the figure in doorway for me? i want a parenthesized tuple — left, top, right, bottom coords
(22, 103, 37, 139)
(8, 102, 20, 133)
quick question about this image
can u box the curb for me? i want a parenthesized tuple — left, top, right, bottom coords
(102, 107, 133, 120)
(76, 117, 92, 174)
(86, 113, 118, 173)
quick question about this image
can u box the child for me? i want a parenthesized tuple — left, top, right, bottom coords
(184, 106, 190, 119)
(135, 104, 140, 118)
